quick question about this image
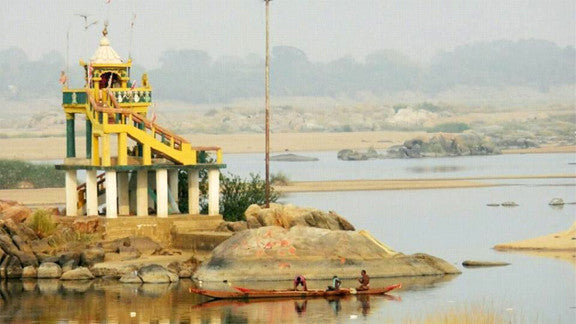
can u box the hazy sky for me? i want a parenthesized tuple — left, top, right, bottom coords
(2, 0, 575, 68)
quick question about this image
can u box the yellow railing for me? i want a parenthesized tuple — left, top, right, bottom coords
(85, 89, 223, 165)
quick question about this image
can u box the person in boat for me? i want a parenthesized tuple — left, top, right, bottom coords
(357, 270, 370, 291)
(327, 275, 342, 291)
(292, 275, 308, 291)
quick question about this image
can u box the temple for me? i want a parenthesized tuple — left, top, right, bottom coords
(56, 26, 225, 219)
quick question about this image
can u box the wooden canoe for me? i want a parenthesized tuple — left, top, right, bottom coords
(189, 283, 401, 300)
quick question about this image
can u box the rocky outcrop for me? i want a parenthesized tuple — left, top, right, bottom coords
(243, 204, 355, 231)
(194, 226, 460, 281)
(387, 133, 500, 159)
(270, 153, 319, 162)
(337, 147, 382, 161)
(462, 260, 510, 267)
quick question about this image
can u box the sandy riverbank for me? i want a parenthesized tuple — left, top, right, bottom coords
(494, 223, 576, 265)
(0, 132, 574, 160)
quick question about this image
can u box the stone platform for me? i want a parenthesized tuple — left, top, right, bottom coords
(69, 214, 232, 251)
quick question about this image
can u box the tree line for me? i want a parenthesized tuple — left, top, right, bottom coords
(1, 39, 573, 103)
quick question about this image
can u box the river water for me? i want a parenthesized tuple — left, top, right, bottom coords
(3, 152, 575, 323)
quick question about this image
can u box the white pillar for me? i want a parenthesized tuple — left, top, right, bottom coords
(118, 172, 130, 215)
(136, 170, 148, 216)
(65, 170, 78, 216)
(86, 170, 98, 216)
(188, 169, 200, 215)
(169, 170, 179, 206)
(105, 170, 117, 218)
(208, 168, 220, 215)
(156, 169, 168, 217)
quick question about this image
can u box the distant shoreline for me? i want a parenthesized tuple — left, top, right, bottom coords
(0, 132, 574, 160)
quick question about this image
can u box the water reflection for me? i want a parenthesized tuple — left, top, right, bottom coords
(0, 275, 454, 323)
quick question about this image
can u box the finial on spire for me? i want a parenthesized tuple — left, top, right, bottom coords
(103, 21, 108, 37)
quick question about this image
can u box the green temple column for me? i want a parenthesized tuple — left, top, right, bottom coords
(66, 113, 76, 158)
(85, 119, 92, 159)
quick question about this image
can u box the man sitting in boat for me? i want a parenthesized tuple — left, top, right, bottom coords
(357, 270, 370, 291)
(292, 275, 308, 291)
(327, 275, 342, 291)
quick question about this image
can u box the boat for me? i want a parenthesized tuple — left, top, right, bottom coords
(189, 283, 401, 300)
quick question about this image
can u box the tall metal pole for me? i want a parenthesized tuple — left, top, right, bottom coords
(264, 0, 271, 208)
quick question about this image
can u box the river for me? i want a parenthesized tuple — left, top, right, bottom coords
(2, 152, 575, 323)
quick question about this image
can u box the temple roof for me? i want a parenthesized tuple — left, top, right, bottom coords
(90, 26, 122, 64)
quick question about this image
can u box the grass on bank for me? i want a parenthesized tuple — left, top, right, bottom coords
(0, 159, 64, 189)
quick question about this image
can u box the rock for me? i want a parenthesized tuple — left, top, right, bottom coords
(0, 233, 20, 255)
(61, 260, 76, 273)
(60, 267, 95, 280)
(90, 263, 138, 278)
(549, 198, 565, 206)
(101, 236, 162, 256)
(6, 257, 23, 278)
(36, 253, 59, 264)
(58, 252, 80, 268)
(80, 246, 105, 266)
(15, 250, 39, 267)
(37, 262, 62, 279)
(217, 221, 248, 232)
(244, 204, 355, 231)
(138, 264, 179, 283)
(501, 201, 519, 207)
(462, 260, 510, 267)
(117, 246, 142, 260)
(0, 205, 32, 223)
(270, 153, 319, 162)
(0, 200, 19, 213)
(337, 149, 368, 161)
(119, 270, 142, 283)
(195, 226, 459, 281)
(73, 216, 102, 234)
(22, 265, 37, 278)
(0, 254, 11, 278)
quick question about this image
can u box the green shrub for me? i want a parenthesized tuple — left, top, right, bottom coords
(27, 209, 57, 238)
(428, 122, 470, 133)
(217, 173, 280, 222)
(271, 172, 290, 186)
(177, 170, 280, 222)
(0, 160, 64, 189)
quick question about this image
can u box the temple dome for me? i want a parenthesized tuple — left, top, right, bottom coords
(90, 27, 122, 64)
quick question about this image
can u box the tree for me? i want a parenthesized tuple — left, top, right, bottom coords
(177, 168, 279, 221)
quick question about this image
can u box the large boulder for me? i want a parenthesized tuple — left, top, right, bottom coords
(194, 226, 459, 281)
(22, 265, 38, 278)
(244, 204, 355, 231)
(0, 205, 32, 223)
(60, 267, 95, 280)
(37, 262, 63, 279)
(137, 264, 179, 283)
(80, 246, 105, 266)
